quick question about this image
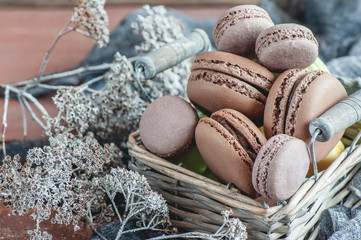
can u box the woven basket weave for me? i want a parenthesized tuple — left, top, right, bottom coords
(127, 130, 361, 240)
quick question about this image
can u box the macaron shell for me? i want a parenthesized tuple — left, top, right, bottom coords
(265, 137, 310, 200)
(213, 5, 274, 57)
(288, 71, 347, 161)
(139, 95, 198, 158)
(195, 117, 256, 196)
(192, 51, 276, 92)
(252, 134, 310, 201)
(187, 70, 265, 125)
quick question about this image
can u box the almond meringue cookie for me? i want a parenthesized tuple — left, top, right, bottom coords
(255, 23, 319, 72)
(213, 5, 274, 58)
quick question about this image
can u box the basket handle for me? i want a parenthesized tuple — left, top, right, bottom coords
(309, 89, 361, 179)
(309, 89, 361, 142)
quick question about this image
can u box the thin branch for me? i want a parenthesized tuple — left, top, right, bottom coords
(148, 232, 219, 240)
(104, 186, 123, 223)
(1, 86, 10, 156)
(37, 20, 74, 82)
(18, 95, 28, 140)
(21, 97, 47, 130)
(78, 75, 104, 91)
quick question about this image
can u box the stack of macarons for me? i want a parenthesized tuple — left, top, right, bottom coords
(138, 4, 348, 202)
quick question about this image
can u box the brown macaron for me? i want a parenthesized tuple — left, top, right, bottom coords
(252, 134, 310, 201)
(139, 95, 199, 158)
(264, 69, 347, 161)
(255, 23, 319, 72)
(187, 51, 276, 126)
(213, 5, 274, 58)
(195, 108, 267, 196)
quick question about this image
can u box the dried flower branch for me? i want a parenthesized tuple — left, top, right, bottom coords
(142, 210, 247, 240)
(38, 0, 109, 80)
(90, 167, 170, 240)
(0, 132, 122, 239)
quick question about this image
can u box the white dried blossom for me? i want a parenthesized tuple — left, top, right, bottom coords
(0, 132, 122, 239)
(132, 5, 184, 53)
(92, 167, 169, 237)
(131, 5, 191, 99)
(47, 86, 99, 136)
(72, 0, 109, 47)
(90, 52, 148, 138)
(220, 210, 248, 240)
(28, 229, 52, 240)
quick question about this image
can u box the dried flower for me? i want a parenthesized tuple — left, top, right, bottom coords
(131, 4, 191, 99)
(0, 132, 122, 239)
(72, 0, 109, 47)
(90, 53, 148, 139)
(90, 167, 169, 239)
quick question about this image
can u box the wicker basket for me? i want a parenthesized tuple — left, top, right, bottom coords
(127, 130, 361, 240)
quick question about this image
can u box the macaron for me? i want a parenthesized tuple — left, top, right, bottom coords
(139, 95, 198, 158)
(255, 23, 319, 72)
(252, 134, 310, 201)
(213, 5, 274, 58)
(187, 51, 276, 126)
(195, 108, 267, 196)
(263, 69, 347, 161)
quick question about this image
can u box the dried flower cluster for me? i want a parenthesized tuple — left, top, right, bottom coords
(0, 132, 121, 239)
(91, 53, 148, 138)
(72, 0, 110, 47)
(132, 5, 191, 99)
(92, 167, 169, 239)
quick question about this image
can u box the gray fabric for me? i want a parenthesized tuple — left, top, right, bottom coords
(317, 205, 361, 240)
(349, 168, 361, 199)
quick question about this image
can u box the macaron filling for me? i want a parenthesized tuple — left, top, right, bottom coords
(270, 69, 309, 135)
(256, 28, 318, 56)
(192, 58, 274, 93)
(285, 70, 323, 136)
(189, 69, 267, 104)
(271, 69, 323, 136)
(212, 115, 257, 161)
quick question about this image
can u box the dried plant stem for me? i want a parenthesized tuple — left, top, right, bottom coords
(1, 86, 10, 155)
(7, 86, 50, 131)
(17, 95, 28, 140)
(148, 232, 219, 240)
(37, 20, 75, 82)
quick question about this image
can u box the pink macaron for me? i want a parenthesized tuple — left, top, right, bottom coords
(252, 134, 310, 201)
(213, 5, 274, 58)
(255, 23, 319, 72)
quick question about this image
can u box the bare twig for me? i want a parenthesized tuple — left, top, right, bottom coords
(18, 95, 28, 140)
(21, 97, 47, 130)
(1, 86, 10, 155)
(37, 20, 74, 82)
